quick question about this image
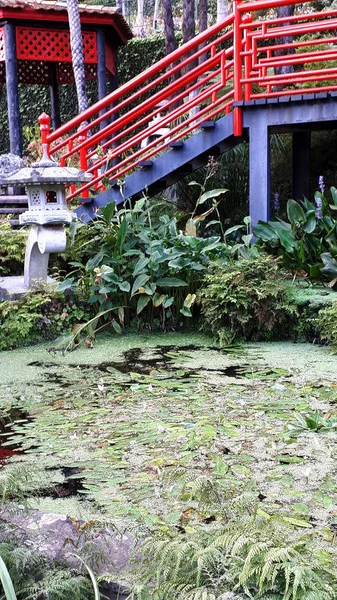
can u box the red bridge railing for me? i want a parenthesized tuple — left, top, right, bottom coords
(39, 0, 337, 201)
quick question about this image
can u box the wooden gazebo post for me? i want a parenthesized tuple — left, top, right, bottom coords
(97, 28, 108, 130)
(49, 63, 61, 131)
(4, 22, 22, 156)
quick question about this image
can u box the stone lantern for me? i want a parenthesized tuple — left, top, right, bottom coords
(0, 147, 92, 293)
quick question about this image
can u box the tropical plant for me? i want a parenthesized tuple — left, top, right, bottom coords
(253, 185, 337, 279)
(198, 254, 297, 342)
(284, 408, 337, 438)
(59, 196, 230, 331)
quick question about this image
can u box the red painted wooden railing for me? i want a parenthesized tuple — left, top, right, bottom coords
(39, 0, 337, 201)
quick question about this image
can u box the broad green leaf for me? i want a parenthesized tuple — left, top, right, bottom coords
(163, 296, 174, 308)
(153, 293, 164, 307)
(112, 319, 122, 334)
(287, 199, 306, 226)
(213, 459, 228, 476)
(283, 517, 312, 528)
(117, 306, 124, 325)
(116, 217, 127, 253)
(86, 251, 106, 270)
(183, 293, 196, 309)
(224, 224, 244, 237)
(133, 256, 149, 276)
(197, 188, 228, 206)
(185, 219, 197, 236)
(242, 234, 253, 246)
(118, 280, 131, 292)
(156, 277, 188, 287)
(188, 180, 202, 187)
(101, 201, 116, 224)
(253, 222, 278, 242)
(320, 252, 337, 278)
(137, 294, 151, 314)
(56, 278, 74, 292)
(278, 228, 297, 253)
(293, 503, 309, 515)
(131, 273, 150, 297)
(303, 210, 317, 233)
(330, 186, 337, 206)
(180, 306, 192, 317)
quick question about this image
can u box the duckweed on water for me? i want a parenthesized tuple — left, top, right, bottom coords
(0, 334, 337, 592)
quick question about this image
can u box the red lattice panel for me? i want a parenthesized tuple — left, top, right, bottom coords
(0, 28, 4, 62)
(57, 63, 97, 84)
(16, 28, 97, 64)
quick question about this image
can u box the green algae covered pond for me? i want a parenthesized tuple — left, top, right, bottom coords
(0, 333, 337, 580)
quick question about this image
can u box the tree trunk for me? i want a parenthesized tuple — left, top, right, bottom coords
(199, 0, 208, 32)
(162, 0, 177, 54)
(116, 0, 123, 14)
(67, 0, 88, 114)
(153, 0, 160, 31)
(216, 0, 228, 23)
(183, 0, 196, 45)
(135, 0, 144, 36)
(275, 4, 295, 78)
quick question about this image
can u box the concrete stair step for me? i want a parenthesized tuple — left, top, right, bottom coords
(0, 208, 25, 214)
(139, 160, 153, 168)
(0, 195, 28, 204)
(0, 219, 20, 227)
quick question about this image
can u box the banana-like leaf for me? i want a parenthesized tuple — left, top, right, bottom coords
(0, 556, 17, 600)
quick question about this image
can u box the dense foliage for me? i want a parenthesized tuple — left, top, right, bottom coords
(198, 255, 297, 343)
(254, 187, 337, 280)
(0, 220, 27, 276)
(0, 289, 89, 351)
(316, 300, 337, 350)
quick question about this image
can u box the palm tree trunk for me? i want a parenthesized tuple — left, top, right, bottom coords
(67, 0, 89, 114)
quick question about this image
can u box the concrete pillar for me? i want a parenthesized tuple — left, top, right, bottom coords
(292, 130, 310, 201)
(249, 115, 270, 226)
(4, 23, 22, 156)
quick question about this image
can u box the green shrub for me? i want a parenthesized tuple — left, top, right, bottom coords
(315, 300, 337, 350)
(198, 255, 297, 342)
(0, 289, 89, 351)
(0, 220, 27, 276)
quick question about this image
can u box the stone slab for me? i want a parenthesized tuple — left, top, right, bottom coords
(0, 276, 55, 300)
(0, 506, 132, 599)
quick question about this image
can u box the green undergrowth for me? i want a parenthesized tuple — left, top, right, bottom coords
(0, 335, 337, 597)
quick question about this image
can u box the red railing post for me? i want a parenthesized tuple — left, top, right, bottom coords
(243, 14, 253, 101)
(38, 113, 51, 157)
(78, 125, 89, 199)
(233, 0, 243, 136)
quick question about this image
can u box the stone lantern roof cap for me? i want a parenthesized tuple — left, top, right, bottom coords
(0, 148, 93, 186)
